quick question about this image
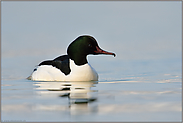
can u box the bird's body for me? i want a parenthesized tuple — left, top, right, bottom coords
(31, 58, 98, 81)
(29, 35, 115, 81)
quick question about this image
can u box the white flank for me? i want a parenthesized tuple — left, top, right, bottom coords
(31, 59, 98, 81)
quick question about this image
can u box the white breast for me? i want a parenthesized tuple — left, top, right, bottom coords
(31, 59, 98, 81)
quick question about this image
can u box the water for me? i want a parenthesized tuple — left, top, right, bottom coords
(1, 56, 181, 122)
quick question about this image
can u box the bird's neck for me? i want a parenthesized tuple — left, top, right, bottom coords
(70, 55, 88, 66)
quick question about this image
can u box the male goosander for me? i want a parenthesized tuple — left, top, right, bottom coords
(29, 35, 116, 81)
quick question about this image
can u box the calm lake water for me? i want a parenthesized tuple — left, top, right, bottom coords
(1, 55, 182, 122)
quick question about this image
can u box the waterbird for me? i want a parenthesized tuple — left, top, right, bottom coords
(29, 35, 116, 81)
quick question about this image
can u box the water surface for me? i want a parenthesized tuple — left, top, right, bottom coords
(1, 57, 181, 122)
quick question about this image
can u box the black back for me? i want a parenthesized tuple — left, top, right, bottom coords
(38, 55, 71, 75)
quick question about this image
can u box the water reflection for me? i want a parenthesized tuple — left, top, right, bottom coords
(2, 79, 181, 121)
(33, 81, 98, 114)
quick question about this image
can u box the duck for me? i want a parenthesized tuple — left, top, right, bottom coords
(29, 35, 116, 81)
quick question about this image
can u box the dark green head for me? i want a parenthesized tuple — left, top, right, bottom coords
(67, 35, 116, 65)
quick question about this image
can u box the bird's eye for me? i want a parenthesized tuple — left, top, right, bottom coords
(88, 44, 92, 47)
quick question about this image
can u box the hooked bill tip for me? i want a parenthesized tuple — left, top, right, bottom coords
(113, 53, 116, 57)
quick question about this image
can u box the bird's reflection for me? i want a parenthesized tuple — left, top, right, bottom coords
(33, 81, 98, 114)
